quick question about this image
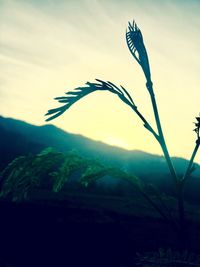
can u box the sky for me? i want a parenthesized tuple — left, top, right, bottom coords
(0, 0, 200, 163)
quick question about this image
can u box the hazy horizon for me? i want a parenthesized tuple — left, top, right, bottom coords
(1, 0, 200, 162)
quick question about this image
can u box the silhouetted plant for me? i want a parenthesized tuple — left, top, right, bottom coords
(45, 20, 199, 243)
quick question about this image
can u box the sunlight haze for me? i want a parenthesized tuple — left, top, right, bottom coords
(0, 0, 200, 162)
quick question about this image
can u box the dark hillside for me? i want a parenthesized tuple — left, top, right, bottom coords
(1, 116, 199, 176)
(0, 116, 200, 202)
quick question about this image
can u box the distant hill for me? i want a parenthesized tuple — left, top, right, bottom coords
(0, 116, 199, 196)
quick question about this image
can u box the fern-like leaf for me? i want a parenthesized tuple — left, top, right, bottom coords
(52, 152, 87, 193)
(0, 148, 63, 201)
(45, 80, 136, 121)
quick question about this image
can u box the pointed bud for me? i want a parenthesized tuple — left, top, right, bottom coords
(126, 20, 152, 88)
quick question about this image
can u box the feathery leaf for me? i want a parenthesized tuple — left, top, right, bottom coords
(45, 80, 135, 121)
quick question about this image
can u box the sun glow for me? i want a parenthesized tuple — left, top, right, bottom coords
(104, 136, 131, 150)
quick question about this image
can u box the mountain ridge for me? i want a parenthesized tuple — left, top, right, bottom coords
(0, 116, 158, 156)
(0, 115, 199, 179)
(0, 115, 190, 159)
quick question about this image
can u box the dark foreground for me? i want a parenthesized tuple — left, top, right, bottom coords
(0, 199, 200, 267)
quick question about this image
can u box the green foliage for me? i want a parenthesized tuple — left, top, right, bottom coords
(81, 165, 142, 190)
(0, 147, 63, 201)
(81, 160, 109, 187)
(51, 150, 142, 193)
(0, 146, 144, 202)
(51, 152, 87, 192)
(0, 147, 180, 222)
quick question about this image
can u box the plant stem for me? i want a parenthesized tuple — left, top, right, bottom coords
(130, 105, 159, 142)
(176, 179, 185, 234)
(139, 189, 172, 223)
(148, 184, 176, 224)
(182, 139, 200, 182)
(147, 84, 178, 183)
(146, 83, 188, 235)
(177, 140, 200, 247)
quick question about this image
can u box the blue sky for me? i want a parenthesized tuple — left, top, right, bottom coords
(0, 0, 200, 162)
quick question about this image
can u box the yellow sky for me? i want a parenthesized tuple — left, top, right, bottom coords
(0, 0, 200, 162)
